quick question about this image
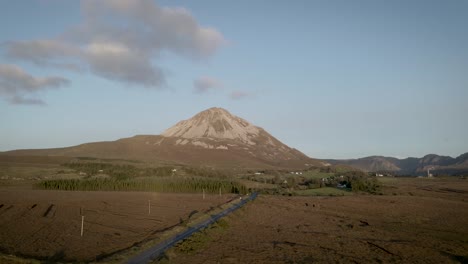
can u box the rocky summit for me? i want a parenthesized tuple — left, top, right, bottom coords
(162, 107, 261, 145)
(155, 107, 317, 167)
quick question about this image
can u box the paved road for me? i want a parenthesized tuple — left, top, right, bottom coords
(126, 192, 258, 264)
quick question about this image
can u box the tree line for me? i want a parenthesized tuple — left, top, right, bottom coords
(36, 177, 247, 194)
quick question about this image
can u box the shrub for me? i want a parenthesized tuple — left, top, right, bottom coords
(350, 177, 380, 194)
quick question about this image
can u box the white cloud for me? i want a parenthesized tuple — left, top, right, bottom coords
(0, 64, 69, 105)
(193, 76, 223, 94)
(86, 42, 130, 55)
(84, 40, 164, 87)
(5, 39, 80, 64)
(5, 0, 226, 88)
(4, 39, 82, 72)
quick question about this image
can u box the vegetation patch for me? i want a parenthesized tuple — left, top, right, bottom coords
(174, 219, 229, 254)
(340, 171, 382, 194)
(35, 177, 247, 194)
(62, 162, 174, 180)
(295, 187, 352, 196)
(182, 167, 231, 178)
(242, 165, 381, 195)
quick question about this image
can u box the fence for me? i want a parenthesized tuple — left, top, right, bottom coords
(127, 192, 258, 264)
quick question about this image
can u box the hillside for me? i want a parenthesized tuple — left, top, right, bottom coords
(324, 153, 468, 176)
(2, 107, 321, 169)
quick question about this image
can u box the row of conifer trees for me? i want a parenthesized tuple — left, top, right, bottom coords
(36, 177, 247, 194)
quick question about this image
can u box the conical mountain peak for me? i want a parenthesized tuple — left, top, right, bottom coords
(161, 107, 261, 144)
(4, 107, 317, 168)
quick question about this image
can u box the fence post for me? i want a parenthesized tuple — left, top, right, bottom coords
(81, 215, 84, 237)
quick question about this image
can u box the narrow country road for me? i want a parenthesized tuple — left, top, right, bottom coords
(126, 192, 258, 264)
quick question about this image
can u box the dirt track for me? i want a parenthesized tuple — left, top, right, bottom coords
(167, 178, 468, 263)
(0, 188, 230, 262)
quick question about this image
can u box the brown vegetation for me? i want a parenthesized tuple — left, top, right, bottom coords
(0, 188, 233, 262)
(164, 177, 468, 263)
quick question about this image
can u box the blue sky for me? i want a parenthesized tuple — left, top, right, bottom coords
(1, 0, 467, 159)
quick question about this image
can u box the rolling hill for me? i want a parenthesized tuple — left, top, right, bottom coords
(324, 153, 468, 176)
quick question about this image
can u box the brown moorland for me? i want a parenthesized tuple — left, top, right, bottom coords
(0, 188, 233, 262)
(0, 177, 467, 263)
(165, 177, 468, 264)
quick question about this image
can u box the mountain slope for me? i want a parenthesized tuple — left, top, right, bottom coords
(324, 153, 468, 175)
(160, 107, 313, 165)
(2, 107, 320, 169)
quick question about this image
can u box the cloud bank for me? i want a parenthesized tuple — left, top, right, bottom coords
(0, 64, 69, 105)
(5, 0, 225, 90)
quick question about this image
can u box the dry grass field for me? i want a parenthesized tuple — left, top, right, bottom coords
(165, 177, 468, 263)
(0, 188, 232, 262)
(1, 172, 467, 263)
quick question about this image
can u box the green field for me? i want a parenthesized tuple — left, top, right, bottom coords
(301, 170, 334, 179)
(294, 187, 352, 196)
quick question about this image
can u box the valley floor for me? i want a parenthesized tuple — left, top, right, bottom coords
(0, 178, 467, 263)
(0, 188, 231, 262)
(164, 178, 468, 263)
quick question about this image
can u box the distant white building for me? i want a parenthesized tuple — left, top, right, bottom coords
(427, 168, 434, 178)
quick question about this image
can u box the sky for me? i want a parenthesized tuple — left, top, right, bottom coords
(1, 0, 467, 159)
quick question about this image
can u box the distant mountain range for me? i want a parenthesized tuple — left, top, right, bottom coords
(1, 107, 320, 169)
(324, 153, 468, 176)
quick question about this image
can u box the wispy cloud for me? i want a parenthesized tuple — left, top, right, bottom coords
(193, 76, 223, 94)
(9, 96, 46, 106)
(4, 0, 226, 88)
(0, 64, 69, 105)
(229, 90, 250, 100)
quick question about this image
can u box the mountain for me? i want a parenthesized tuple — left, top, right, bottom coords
(324, 153, 468, 176)
(2, 107, 320, 169)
